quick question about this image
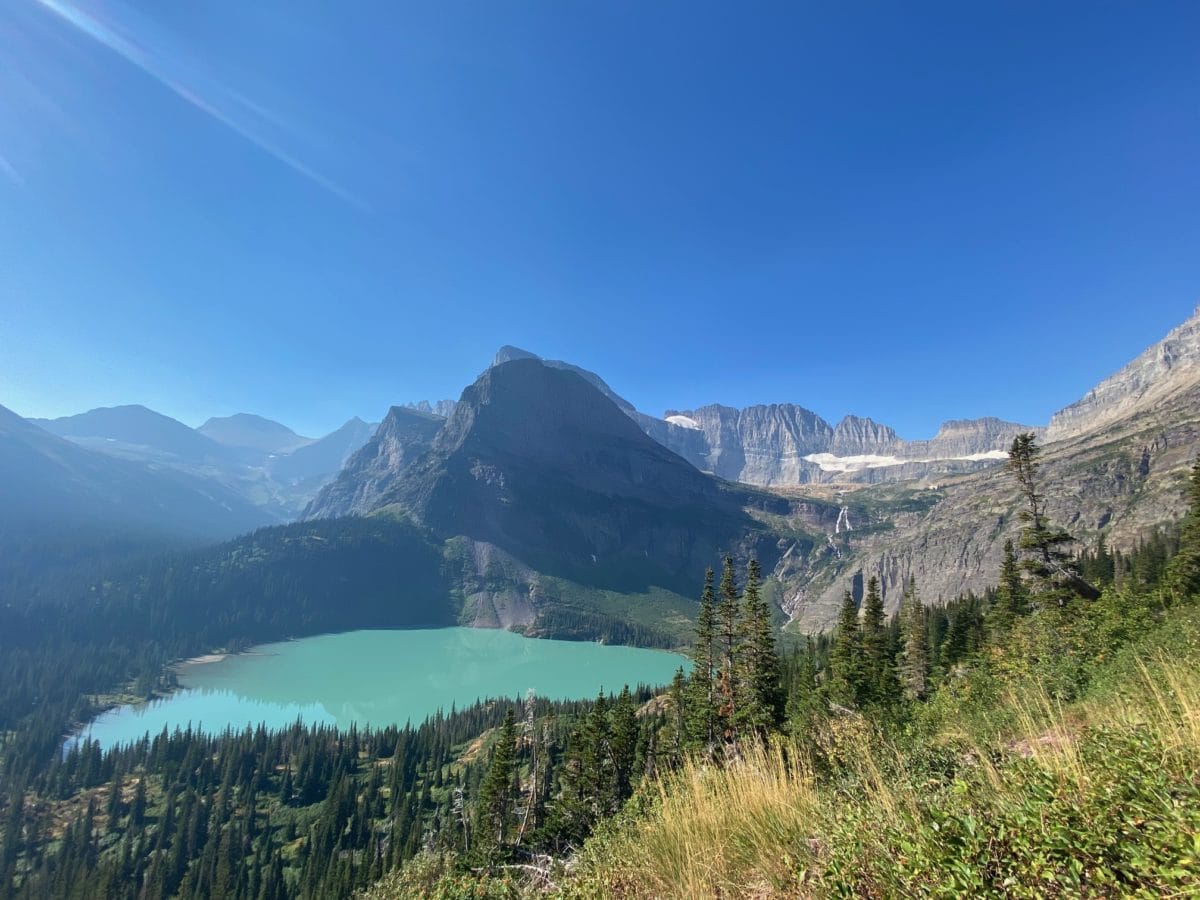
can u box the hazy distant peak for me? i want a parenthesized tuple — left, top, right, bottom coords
(33, 404, 228, 463)
(198, 413, 312, 454)
(402, 400, 458, 419)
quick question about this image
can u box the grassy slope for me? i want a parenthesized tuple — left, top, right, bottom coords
(555, 607, 1200, 898)
(361, 600, 1200, 898)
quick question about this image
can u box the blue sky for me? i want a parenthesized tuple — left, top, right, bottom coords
(1, 1, 1197, 439)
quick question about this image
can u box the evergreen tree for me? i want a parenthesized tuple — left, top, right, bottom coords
(474, 708, 518, 854)
(715, 557, 740, 740)
(860, 576, 898, 706)
(685, 568, 718, 751)
(897, 578, 930, 701)
(1007, 433, 1096, 603)
(989, 539, 1029, 635)
(735, 559, 784, 736)
(829, 589, 863, 707)
(1165, 460, 1200, 604)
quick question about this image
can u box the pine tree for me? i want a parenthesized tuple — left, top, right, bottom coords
(735, 559, 784, 736)
(715, 557, 740, 740)
(989, 539, 1028, 635)
(685, 568, 718, 751)
(609, 686, 638, 806)
(1007, 433, 1096, 603)
(859, 576, 897, 706)
(665, 667, 688, 762)
(829, 589, 863, 707)
(1165, 460, 1200, 604)
(897, 578, 930, 701)
(474, 708, 518, 854)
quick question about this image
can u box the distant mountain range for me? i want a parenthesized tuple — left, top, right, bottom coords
(21, 405, 380, 535)
(5, 305, 1198, 634)
(1, 403, 270, 541)
(198, 413, 315, 455)
(309, 305, 1200, 633)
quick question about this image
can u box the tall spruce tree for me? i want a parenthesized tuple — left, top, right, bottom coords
(859, 576, 897, 706)
(686, 568, 718, 750)
(735, 559, 784, 736)
(715, 557, 740, 739)
(989, 539, 1029, 634)
(1007, 433, 1097, 604)
(897, 577, 930, 701)
(474, 708, 518, 854)
(1165, 460, 1200, 604)
(829, 589, 863, 707)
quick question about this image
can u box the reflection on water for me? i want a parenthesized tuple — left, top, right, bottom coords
(75, 627, 688, 751)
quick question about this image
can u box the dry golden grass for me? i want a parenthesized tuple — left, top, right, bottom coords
(561, 657, 1200, 899)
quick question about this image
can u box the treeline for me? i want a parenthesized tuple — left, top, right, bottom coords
(5, 441, 1199, 898)
(528, 607, 678, 649)
(1, 685, 667, 898)
(378, 438, 1200, 895)
(0, 518, 451, 769)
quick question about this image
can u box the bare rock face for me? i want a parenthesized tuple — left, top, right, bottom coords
(779, 307, 1200, 632)
(308, 358, 783, 596)
(830, 416, 899, 456)
(907, 417, 1042, 459)
(476, 347, 1033, 487)
(1046, 306, 1200, 442)
(648, 405, 1033, 486)
(403, 399, 458, 418)
(303, 407, 444, 518)
(661, 404, 833, 485)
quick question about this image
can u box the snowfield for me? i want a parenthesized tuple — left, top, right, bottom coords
(804, 449, 1007, 473)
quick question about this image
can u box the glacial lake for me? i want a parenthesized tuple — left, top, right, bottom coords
(76, 628, 689, 751)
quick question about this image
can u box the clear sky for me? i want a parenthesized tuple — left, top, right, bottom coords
(1, 1, 1197, 439)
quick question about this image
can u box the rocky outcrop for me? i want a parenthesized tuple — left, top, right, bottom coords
(906, 417, 1041, 459)
(648, 405, 1032, 486)
(303, 407, 444, 518)
(1046, 306, 1200, 442)
(660, 404, 833, 484)
(403, 399, 458, 418)
(830, 416, 899, 456)
(308, 358, 782, 596)
(780, 307, 1200, 631)
(478, 348, 1037, 487)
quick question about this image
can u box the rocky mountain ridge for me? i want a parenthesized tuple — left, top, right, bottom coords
(780, 305, 1200, 630)
(0, 402, 273, 540)
(1046, 305, 1200, 442)
(306, 359, 805, 629)
(30, 407, 379, 519)
(487, 346, 1039, 486)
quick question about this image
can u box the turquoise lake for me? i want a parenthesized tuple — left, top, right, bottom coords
(77, 628, 689, 751)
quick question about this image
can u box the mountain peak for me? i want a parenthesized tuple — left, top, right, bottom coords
(198, 413, 312, 454)
(492, 345, 541, 366)
(312, 357, 761, 594)
(486, 347, 636, 413)
(1046, 306, 1200, 442)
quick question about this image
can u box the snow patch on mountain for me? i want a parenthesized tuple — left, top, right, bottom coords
(665, 414, 702, 430)
(804, 449, 1008, 473)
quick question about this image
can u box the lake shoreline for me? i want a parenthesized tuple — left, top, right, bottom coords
(72, 627, 690, 751)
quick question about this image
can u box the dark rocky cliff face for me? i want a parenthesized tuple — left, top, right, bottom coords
(777, 381, 1200, 633)
(303, 407, 444, 519)
(309, 359, 782, 596)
